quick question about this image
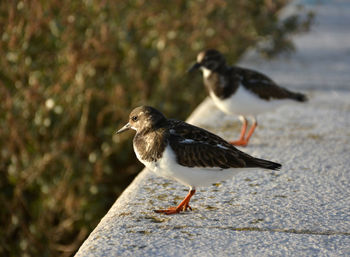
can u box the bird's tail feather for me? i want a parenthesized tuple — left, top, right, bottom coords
(291, 92, 308, 102)
(247, 157, 282, 171)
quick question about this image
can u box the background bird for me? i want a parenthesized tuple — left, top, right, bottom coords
(188, 49, 308, 146)
(117, 106, 281, 215)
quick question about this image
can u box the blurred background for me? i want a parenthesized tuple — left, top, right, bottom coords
(0, 0, 312, 256)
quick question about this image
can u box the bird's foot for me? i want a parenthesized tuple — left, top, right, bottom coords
(155, 189, 195, 215)
(154, 203, 192, 215)
(229, 139, 249, 146)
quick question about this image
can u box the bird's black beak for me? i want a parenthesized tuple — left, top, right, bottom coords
(116, 123, 131, 134)
(187, 62, 201, 73)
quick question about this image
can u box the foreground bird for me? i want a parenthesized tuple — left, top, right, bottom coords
(188, 49, 308, 146)
(117, 106, 281, 215)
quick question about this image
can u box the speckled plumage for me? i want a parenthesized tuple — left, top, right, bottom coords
(166, 119, 280, 170)
(188, 49, 308, 146)
(117, 106, 281, 214)
(118, 106, 281, 181)
(192, 49, 308, 102)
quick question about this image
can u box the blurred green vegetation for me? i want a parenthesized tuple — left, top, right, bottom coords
(0, 0, 312, 256)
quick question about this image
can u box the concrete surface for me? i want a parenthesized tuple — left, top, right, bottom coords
(75, 0, 350, 256)
(242, 0, 350, 91)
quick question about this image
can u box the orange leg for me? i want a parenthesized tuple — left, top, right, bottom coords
(237, 117, 248, 141)
(154, 189, 196, 215)
(230, 117, 257, 147)
(244, 120, 257, 144)
(230, 116, 248, 146)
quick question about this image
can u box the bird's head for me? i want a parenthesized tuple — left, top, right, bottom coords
(116, 106, 166, 134)
(188, 49, 226, 74)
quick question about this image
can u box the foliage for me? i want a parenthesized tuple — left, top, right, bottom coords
(0, 0, 312, 256)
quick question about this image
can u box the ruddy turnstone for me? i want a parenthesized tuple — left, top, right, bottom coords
(188, 49, 308, 146)
(117, 106, 281, 215)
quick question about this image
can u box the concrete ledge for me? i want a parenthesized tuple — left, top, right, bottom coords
(76, 90, 350, 256)
(76, 1, 350, 256)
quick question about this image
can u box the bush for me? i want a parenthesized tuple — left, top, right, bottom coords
(0, 0, 312, 256)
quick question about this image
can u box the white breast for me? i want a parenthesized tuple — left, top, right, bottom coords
(209, 85, 290, 116)
(201, 67, 212, 78)
(133, 141, 160, 175)
(135, 144, 250, 187)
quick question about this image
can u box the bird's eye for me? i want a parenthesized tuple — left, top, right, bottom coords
(131, 116, 138, 122)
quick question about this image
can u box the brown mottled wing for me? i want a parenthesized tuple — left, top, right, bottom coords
(169, 136, 244, 168)
(233, 66, 307, 102)
(167, 120, 281, 170)
(167, 120, 266, 169)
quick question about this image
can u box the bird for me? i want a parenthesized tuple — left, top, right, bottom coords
(116, 106, 281, 215)
(188, 49, 308, 146)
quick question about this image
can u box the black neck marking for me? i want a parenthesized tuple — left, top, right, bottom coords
(204, 66, 240, 100)
(133, 127, 168, 163)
